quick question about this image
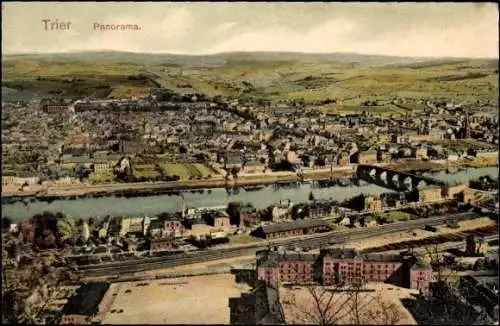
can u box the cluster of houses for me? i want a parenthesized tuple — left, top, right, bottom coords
(361, 182, 477, 213)
(2, 91, 498, 189)
(5, 171, 481, 259)
(65, 178, 479, 253)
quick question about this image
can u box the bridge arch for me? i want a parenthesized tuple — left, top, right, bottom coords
(417, 180, 427, 188)
(356, 164, 446, 192)
(380, 171, 388, 184)
(403, 176, 413, 190)
(392, 174, 400, 184)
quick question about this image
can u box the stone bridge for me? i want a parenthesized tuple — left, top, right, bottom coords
(356, 164, 448, 191)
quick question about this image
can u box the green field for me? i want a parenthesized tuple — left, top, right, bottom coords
(160, 163, 219, 180)
(88, 172, 116, 183)
(382, 211, 414, 222)
(2, 52, 498, 107)
(132, 163, 160, 179)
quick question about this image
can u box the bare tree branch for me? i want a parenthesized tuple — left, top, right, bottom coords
(282, 258, 406, 325)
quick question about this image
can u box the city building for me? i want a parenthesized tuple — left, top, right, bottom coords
(163, 218, 185, 237)
(242, 160, 267, 174)
(148, 217, 164, 237)
(419, 186, 442, 202)
(270, 200, 293, 221)
(123, 238, 140, 252)
(238, 206, 261, 228)
(61, 282, 110, 324)
(92, 161, 113, 174)
(414, 147, 428, 159)
(188, 218, 211, 239)
(40, 98, 70, 114)
(364, 195, 382, 212)
(229, 280, 285, 324)
(149, 237, 175, 252)
(409, 259, 434, 292)
(466, 235, 489, 256)
(357, 150, 378, 164)
(257, 248, 433, 292)
(119, 217, 145, 237)
(204, 210, 231, 229)
(252, 219, 331, 240)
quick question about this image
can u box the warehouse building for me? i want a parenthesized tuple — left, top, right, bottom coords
(251, 219, 331, 240)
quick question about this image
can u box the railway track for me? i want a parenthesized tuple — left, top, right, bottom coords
(77, 212, 478, 277)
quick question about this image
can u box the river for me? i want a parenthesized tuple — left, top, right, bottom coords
(2, 167, 497, 222)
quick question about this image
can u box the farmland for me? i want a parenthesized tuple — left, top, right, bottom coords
(88, 172, 116, 184)
(2, 52, 498, 111)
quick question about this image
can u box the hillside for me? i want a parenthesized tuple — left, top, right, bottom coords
(2, 51, 498, 106)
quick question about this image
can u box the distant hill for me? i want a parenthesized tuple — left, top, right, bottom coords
(4, 50, 490, 68)
(2, 51, 498, 104)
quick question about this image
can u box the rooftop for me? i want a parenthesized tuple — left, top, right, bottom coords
(260, 218, 330, 234)
(360, 253, 403, 263)
(411, 258, 432, 269)
(257, 250, 319, 267)
(321, 248, 358, 259)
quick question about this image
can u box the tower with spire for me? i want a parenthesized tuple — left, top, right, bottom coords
(465, 107, 471, 139)
(181, 194, 186, 220)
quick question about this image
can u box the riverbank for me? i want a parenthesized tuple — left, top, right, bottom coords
(1, 167, 355, 199)
(3, 157, 497, 199)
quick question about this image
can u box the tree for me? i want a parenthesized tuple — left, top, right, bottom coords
(286, 282, 403, 325)
(2, 217, 13, 231)
(423, 243, 456, 283)
(405, 280, 493, 325)
(290, 285, 353, 325)
(364, 293, 404, 325)
(2, 247, 79, 324)
(347, 282, 403, 325)
(284, 261, 403, 325)
(56, 215, 76, 245)
(231, 167, 240, 180)
(227, 201, 245, 223)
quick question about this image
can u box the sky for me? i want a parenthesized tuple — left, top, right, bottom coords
(2, 2, 499, 58)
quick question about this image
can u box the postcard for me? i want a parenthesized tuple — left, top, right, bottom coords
(2, 2, 499, 325)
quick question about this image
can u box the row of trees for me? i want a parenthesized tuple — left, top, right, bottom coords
(6, 212, 94, 250)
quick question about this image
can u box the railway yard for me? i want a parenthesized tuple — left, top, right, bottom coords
(75, 212, 494, 279)
(78, 214, 498, 325)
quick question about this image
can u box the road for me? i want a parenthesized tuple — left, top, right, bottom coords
(373, 235, 499, 256)
(76, 212, 478, 277)
(1, 167, 354, 198)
